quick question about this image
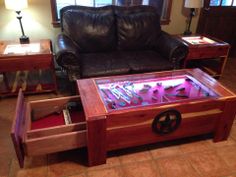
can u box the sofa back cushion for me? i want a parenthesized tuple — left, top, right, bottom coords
(115, 6, 161, 51)
(61, 6, 116, 53)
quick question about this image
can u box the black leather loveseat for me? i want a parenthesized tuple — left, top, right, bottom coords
(56, 5, 188, 80)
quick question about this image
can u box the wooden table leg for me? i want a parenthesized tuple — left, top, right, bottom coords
(87, 117, 107, 166)
(50, 60, 58, 94)
(51, 69, 58, 94)
(3, 72, 10, 91)
(214, 99, 236, 142)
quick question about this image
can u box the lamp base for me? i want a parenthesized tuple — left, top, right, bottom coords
(183, 30, 192, 36)
(19, 35, 30, 44)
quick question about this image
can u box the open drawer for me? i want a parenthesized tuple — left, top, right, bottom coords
(11, 90, 87, 168)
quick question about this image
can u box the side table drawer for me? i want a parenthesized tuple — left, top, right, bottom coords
(0, 54, 53, 72)
(187, 46, 229, 59)
(11, 91, 87, 167)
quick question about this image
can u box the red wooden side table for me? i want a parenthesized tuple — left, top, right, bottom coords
(176, 35, 230, 78)
(0, 39, 57, 96)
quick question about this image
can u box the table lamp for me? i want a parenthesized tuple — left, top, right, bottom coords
(4, 0, 30, 44)
(184, 0, 203, 35)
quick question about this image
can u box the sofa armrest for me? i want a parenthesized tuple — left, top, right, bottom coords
(55, 34, 80, 71)
(156, 31, 188, 69)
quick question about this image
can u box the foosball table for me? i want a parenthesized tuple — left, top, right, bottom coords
(12, 69, 236, 167)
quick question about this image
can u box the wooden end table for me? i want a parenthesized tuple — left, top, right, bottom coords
(0, 39, 57, 96)
(176, 35, 230, 78)
(77, 69, 236, 166)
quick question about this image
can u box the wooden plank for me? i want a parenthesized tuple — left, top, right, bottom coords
(77, 79, 107, 120)
(188, 68, 236, 97)
(29, 95, 81, 120)
(214, 98, 236, 142)
(87, 117, 107, 166)
(107, 115, 219, 151)
(10, 89, 26, 168)
(30, 95, 80, 107)
(187, 48, 228, 59)
(27, 122, 86, 139)
(107, 100, 224, 128)
(0, 54, 53, 72)
(108, 109, 222, 130)
(25, 131, 87, 156)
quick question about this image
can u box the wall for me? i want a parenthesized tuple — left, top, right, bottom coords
(162, 0, 200, 34)
(0, 0, 60, 43)
(0, 0, 200, 43)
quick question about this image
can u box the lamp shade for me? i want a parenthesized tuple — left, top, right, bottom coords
(184, 0, 203, 8)
(5, 0, 28, 11)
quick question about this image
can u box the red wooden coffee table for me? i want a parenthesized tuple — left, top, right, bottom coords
(77, 68, 236, 166)
(12, 69, 236, 167)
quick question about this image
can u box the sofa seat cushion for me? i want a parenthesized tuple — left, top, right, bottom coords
(80, 50, 173, 78)
(80, 52, 132, 78)
(128, 50, 174, 73)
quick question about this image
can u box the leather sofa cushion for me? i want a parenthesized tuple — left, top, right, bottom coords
(80, 50, 173, 78)
(80, 52, 131, 78)
(127, 51, 174, 73)
(62, 6, 116, 53)
(115, 6, 161, 50)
